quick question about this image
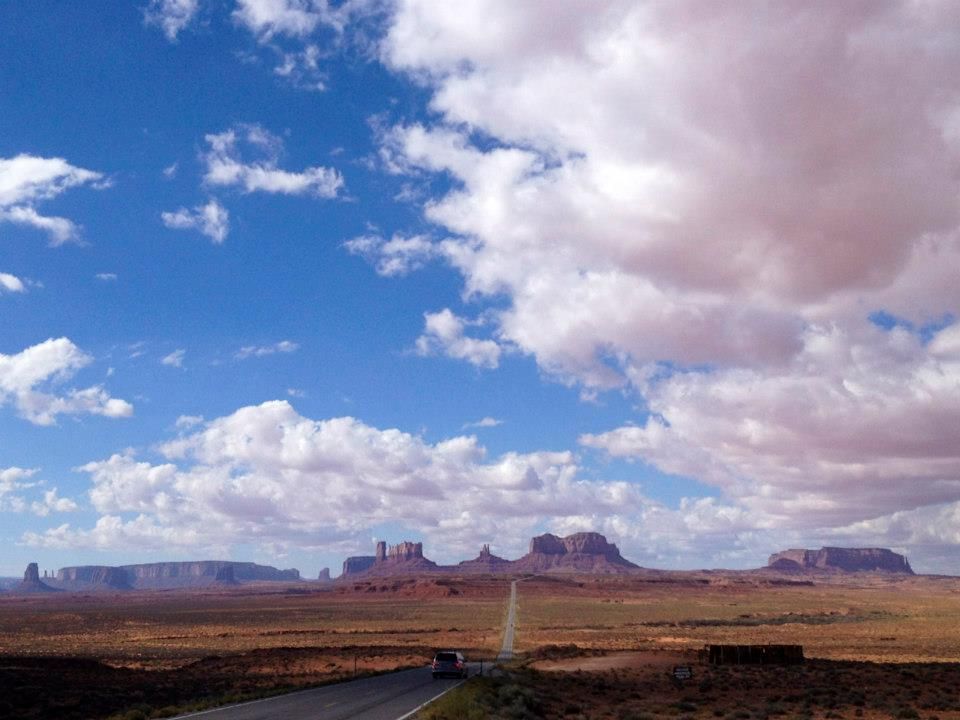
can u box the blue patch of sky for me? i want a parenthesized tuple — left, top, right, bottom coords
(868, 310, 954, 344)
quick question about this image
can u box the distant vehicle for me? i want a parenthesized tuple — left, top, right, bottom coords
(432, 650, 468, 679)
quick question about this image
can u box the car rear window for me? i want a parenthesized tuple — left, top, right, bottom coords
(435, 652, 457, 662)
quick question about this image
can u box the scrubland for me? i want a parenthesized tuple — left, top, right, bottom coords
(2, 572, 959, 719)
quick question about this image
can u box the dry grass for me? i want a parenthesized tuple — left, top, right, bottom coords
(3, 571, 960, 719)
(514, 573, 960, 662)
(0, 578, 507, 669)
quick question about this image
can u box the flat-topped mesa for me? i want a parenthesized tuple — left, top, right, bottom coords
(767, 547, 914, 574)
(342, 540, 438, 577)
(342, 556, 376, 577)
(387, 541, 423, 563)
(518, 532, 639, 574)
(317, 567, 332, 582)
(56, 565, 132, 590)
(52, 561, 300, 590)
(214, 564, 239, 585)
(119, 561, 299, 589)
(369, 540, 438, 575)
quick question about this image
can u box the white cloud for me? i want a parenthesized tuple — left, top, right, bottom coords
(0, 272, 25, 293)
(175, 414, 204, 429)
(162, 199, 229, 243)
(0, 154, 105, 244)
(235, 340, 299, 359)
(0, 338, 134, 426)
(31, 488, 79, 517)
(0, 467, 37, 513)
(144, 0, 199, 41)
(161, 349, 186, 368)
(163, 162, 179, 178)
(286, 387, 306, 398)
(378, 1, 960, 375)
(273, 43, 327, 91)
(202, 124, 343, 198)
(344, 233, 438, 276)
(415, 308, 501, 369)
(95, 273, 118, 282)
(20, 399, 960, 570)
(463, 416, 502, 429)
(366, 2, 960, 568)
(22, 401, 682, 562)
(582, 321, 960, 528)
(232, 0, 343, 41)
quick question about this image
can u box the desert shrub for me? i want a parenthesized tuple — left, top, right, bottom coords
(421, 682, 490, 720)
(495, 682, 540, 720)
(896, 709, 920, 720)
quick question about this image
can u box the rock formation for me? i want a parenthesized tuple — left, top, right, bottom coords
(317, 567, 332, 582)
(342, 556, 376, 577)
(53, 561, 300, 590)
(342, 540, 439, 577)
(340, 532, 638, 578)
(457, 544, 512, 573)
(13, 563, 61, 593)
(213, 564, 239, 585)
(767, 547, 914, 574)
(120, 561, 299, 588)
(55, 565, 132, 591)
(512, 532, 639, 574)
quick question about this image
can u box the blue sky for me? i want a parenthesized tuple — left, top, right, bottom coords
(3, 1, 960, 577)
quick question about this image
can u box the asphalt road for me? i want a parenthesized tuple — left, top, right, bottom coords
(170, 580, 518, 719)
(171, 666, 472, 720)
(496, 580, 518, 662)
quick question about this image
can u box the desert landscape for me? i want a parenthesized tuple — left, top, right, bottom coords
(2, 535, 959, 719)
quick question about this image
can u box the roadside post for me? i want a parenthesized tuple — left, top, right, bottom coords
(671, 665, 693, 687)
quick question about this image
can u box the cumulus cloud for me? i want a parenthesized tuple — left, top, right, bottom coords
(378, 1, 960, 371)
(31, 488, 79, 517)
(161, 349, 186, 368)
(143, 0, 199, 41)
(582, 322, 960, 524)
(344, 233, 438, 276)
(360, 2, 960, 567)
(415, 309, 502, 369)
(0, 338, 134, 426)
(0, 154, 104, 244)
(235, 340, 299, 359)
(24, 400, 751, 564)
(0, 467, 37, 513)
(162, 199, 229, 243)
(0, 272, 26, 293)
(202, 124, 343, 198)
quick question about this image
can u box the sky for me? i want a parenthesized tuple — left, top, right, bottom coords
(3, 1, 960, 578)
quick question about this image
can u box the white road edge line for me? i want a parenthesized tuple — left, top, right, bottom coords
(393, 678, 466, 720)
(170, 668, 423, 719)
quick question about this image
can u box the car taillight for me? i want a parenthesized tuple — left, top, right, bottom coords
(455, 661, 463, 668)
(432, 660, 438, 669)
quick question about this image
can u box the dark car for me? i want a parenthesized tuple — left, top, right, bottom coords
(432, 650, 468, 679)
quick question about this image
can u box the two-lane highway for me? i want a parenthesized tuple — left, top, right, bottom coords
(173, 666, 468, 720)
(172, 580, 519, 719)
(496, 579, 518, 662)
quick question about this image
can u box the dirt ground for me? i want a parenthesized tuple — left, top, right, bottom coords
(3, 571, 960, 719)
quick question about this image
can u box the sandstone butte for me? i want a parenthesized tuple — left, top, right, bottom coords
(5, 537, 917, 593)
(766, 547, 914, 574)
